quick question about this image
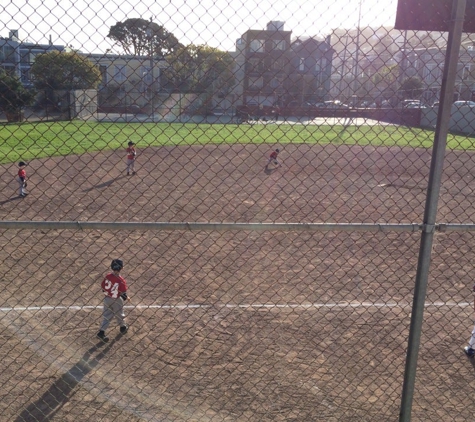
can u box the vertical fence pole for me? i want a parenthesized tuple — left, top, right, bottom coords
(398, 1, 466, 421)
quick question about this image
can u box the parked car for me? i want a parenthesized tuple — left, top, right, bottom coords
(319, 100, 349, 109)
(211, 107, 226, 116)
(401, 99, 421, 108)
(453, 100, 475, 108)
(306, 101, 325, 107)
(405, 102, 427, 109)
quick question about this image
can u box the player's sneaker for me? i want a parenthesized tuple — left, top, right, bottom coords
(120, 325, 128, 334)
(464, 346, 475, 357)
(97, 330, 109, 343)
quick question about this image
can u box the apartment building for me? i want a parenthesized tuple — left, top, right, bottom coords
(0, 30, 65, 86)
(230, 21, 333, 109)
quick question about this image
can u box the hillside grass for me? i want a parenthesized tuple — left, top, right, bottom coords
(0, 120, 472, 164)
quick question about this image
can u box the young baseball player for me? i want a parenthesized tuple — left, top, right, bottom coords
(17, 161, 28, 197)
(464, 283, 475, 357)
(126, 141, 137, 176)
(265, 148, 282, 169)
(97, 259, 129, 343)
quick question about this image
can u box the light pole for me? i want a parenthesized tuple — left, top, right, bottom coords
(147, 17, 154, 121)
(352, 0, 363, 105)
(338, 34, 350, 99)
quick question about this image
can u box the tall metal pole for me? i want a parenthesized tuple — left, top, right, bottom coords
(399, 29, 408, 91)
(398, 1, 466, 421)
(339, 34, 349, 99)
(352, 0, 363, 105)
(149, 16, 154, 122)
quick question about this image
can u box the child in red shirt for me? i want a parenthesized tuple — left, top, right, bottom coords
(126, 141, 137, 176)
(17, 161, 28, 197)
(265, 148, 282, 169)
(97, 259, 129, 342)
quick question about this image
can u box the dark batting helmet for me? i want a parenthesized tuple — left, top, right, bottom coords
(111, 259, 124, 271)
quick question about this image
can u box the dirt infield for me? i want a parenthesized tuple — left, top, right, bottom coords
(1, 142, 475, 421)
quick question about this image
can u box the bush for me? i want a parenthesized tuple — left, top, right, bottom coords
(0, 71, 35, 115)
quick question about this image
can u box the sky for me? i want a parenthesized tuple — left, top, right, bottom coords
(1, 0, 398, 54)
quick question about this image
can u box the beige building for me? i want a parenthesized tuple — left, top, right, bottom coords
(84, 53, 165, 112)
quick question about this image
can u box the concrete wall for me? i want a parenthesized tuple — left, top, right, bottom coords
(156, 93, 198, 122)
(71, 90, 97, 120)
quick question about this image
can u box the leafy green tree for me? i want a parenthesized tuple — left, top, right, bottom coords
(373, 65, 399, 86)
(0, 70, 35, 114)
(399, 76, 424, 99)
(30, 51, 101, 90)
(107, 18, 181, 57)
(163, 44, 234, 95)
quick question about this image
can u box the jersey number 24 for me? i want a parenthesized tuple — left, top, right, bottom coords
(104, 280, 120, 298)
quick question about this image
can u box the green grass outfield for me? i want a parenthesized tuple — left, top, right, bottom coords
(0, 120, 473, 164)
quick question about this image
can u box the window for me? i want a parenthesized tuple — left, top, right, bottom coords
(299, 58, 305, 72)
(270, 78, 280, 89)
(250, 39, 265, 53)
(248, 76, 263, 90)
(273, 40, 286, 51)
(3, 45, 16, 63)
(271, 57, 287, 71)
(248, 58, 264, 73)
(423, 63, 441, 83)
(99, 65, 108, 85)
(462, 64, 473, 80)
(142, 66, 152, 83)
(114, 65, 126, 82)
(20, 68, 30, 84)
(20, 49, 31, 64)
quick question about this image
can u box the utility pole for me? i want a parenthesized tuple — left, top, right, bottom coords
(149, 16, 154, 122)
(352, 0, 363, 106)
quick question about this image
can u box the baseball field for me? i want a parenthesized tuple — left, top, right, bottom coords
(1, 120, 475, 421)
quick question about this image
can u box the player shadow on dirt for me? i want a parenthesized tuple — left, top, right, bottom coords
(0, 196, 25, 205)
(264, 167, 280, 175)
(15, 334, 122, 422)
(467, 355, 475, 370)
(82, 175, 128, 192)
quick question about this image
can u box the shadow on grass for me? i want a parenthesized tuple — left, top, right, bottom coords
(15, 334, 121, 422)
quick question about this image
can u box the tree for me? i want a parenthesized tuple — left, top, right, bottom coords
(107, 18, 181, 57)
(30, 51, 101, 90)
(162, 44, 234, 95)
(0, 70, 35, 119)
(399, 76, 424, 99)
(372, 64, 400, 96)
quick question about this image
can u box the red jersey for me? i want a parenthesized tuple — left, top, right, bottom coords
(270, 151, 278, 159)
(126, 146, 136, 160)
(18, 168, 26, 180)
(101, 273, 127, 299)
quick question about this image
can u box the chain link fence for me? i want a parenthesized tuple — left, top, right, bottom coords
(1, 0, 475, 420)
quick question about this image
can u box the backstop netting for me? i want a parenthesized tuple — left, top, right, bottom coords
(1, 0, 475, 421)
